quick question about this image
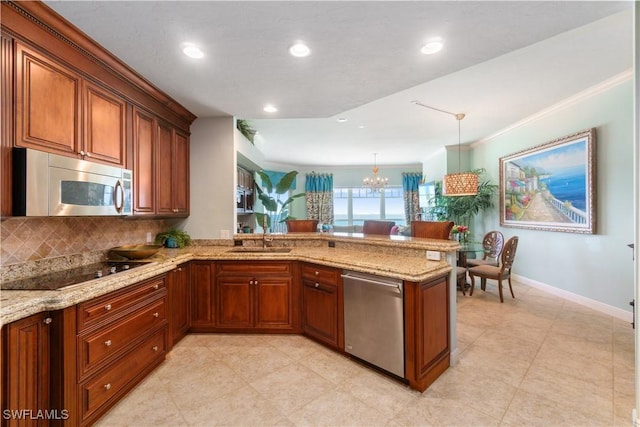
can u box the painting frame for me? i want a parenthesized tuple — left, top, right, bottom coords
(499, 128, 596, 234)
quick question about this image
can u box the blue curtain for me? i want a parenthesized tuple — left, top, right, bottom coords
(305, 173, 334, 224)
(402, 172, 423, 224)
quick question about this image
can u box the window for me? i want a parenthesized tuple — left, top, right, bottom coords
(333, 186, 405, 226)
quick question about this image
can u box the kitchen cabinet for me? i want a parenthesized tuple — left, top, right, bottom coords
(404, 274, 450, 392)
(2, 311, 52, 427)
(300, 263, 342, 349)
(216, 261, 298, 331)
(132, 107, 156, 215)
(168, 263, 191, 349)
(157, 124, 189, 216)
(2, 32, 14, 217)
(15, 42, 126, 167)
(76, 275, 167, 426)
(190, 261, 216, 329)
(236, 167, 254, 214)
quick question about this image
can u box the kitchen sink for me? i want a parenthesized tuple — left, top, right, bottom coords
(227, 247, 292, 253)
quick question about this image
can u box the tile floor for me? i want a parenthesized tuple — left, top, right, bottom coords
(96, 279, 635, 426)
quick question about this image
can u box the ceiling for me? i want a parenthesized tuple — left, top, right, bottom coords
(44, 1, 633, 167)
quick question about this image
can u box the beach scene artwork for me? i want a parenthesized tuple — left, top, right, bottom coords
(499, 128, 596, 234)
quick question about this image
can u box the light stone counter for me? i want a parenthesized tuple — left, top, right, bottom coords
(1, 233, 458, 327)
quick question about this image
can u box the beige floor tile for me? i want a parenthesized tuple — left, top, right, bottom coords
(390, 396, 501, 427)
(455, 344, 530, 387)
(531, 343, 613, 383)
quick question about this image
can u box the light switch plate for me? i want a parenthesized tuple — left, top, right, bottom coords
(426, 251, 441, 261)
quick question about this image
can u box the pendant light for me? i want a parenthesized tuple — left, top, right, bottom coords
(412, 101, 478, 196)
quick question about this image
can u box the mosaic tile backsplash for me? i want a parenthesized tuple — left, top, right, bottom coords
(1, 217, 178, 266)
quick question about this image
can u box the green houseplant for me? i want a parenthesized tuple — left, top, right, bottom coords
(155, 229, 192, 248)
(236, 119, 256, 144)
(255, 170, 305, 232)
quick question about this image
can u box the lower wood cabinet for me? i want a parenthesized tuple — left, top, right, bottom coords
(2, 311, 52, 427)
(215, 261, 298, 332)
(404, 274, 450, 392)
(300, 263, 342, 349)
(190, 261, 216, 329)
(167, 263, 190, 349)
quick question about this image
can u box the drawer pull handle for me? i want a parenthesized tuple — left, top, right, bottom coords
(152, 346, 158, 352)
(153, 284, 159, 290)
(43, 317, 52, 325)
(315, 283, 320, 288)
(153, 312, 159, 318)
(104, 383, 111, 391)
(104, 304, 112, 311)
(104, 340, 112, 347)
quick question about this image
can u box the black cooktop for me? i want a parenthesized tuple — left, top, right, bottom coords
(0, 261, 149, 291)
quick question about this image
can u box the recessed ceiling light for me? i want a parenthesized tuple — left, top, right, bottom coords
(337, 118, 347, 123)
(263, 104, 278, 113)
(289, 42, 311, 58)
(182, 43, 204, 59)
(421, 38, 444, 55)
(358, 125, 365, 129)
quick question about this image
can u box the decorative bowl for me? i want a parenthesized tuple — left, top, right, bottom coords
(109, 244, 162, 259)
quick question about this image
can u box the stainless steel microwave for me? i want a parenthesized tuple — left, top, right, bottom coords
(13, 148, 132, 216)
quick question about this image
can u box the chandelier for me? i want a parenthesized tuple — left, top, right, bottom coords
(363, 153, 388, 193)
(412, 101, 478, 196)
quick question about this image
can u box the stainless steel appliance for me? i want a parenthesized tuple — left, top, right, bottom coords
(12, 147, 132, 216)
(0, 261, 149, 291)
(342, 270, 405, 377)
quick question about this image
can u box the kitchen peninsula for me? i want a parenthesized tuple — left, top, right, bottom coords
(1, 232, 458, 425)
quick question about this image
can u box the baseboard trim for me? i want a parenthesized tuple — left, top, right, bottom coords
(513, 274, 633, 323)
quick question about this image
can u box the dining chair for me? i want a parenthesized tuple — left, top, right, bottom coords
(285, 219, 319, 233)
(468, 236, 519, 303)
(362, 220, 396, 235)
(410, 221, 454, 240)
(465, 230, 505, 268)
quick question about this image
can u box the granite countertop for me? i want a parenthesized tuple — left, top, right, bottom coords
(1, 235, 456, 327)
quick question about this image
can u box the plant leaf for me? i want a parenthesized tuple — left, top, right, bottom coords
(275, 171, 298, 194)
(258, 193, 278, 212)
(257, 171, 274, 194)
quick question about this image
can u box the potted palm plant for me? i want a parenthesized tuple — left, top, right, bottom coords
(155, 229, 192, 248)
(254, 170, 305, 233)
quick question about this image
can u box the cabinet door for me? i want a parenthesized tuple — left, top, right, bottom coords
(1, 32, 13, 217)
(190, 261, 215, 327)
(216, 277, 253, 328)
(172, 130, 190, 215)
(3, 311, 51, 427)
(15, 42, 81, 156)
(155, 122, 173, 215)
(132, 107, 156, 214)
(302, 279, 338, 347)
(169, 263, 190, 347)
(83, 81, 126, 166)
(254, 277, 292, 329)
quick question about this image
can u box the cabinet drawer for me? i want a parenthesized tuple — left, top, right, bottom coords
(77, 276, 166, 332)
(217, 262, 291, 276)
(78, 298, 167, 379)
(79, 328, 166, 423)
(301, 263, 338, 284)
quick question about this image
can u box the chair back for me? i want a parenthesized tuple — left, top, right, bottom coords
(411, 221, 454, 240)
(500, 236, 519, 272)
(482, 231, 505, 259)
(285, 219, 319, 233)
(362, 220, 396, 235)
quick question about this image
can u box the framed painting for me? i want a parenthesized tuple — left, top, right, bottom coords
(499, 128, 596, 234)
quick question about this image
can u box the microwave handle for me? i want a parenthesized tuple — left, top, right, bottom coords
(114, 180, 124, 214)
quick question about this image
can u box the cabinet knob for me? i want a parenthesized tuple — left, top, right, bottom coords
(315, 271, 319, 276)
(177, 267, 182, 272)
(104, 383, 111, 391)
(104, 340, 112, 347)
(85, 152, 92, 158)
(153, 312, 159, 318)
(43, 317, 52, 325)
(152, 346, 158, 352)
(79, 150, 85, 156)
(315, 283, 319, 288)
(104, 304, 112, 311)
(153, 284, 159, 290)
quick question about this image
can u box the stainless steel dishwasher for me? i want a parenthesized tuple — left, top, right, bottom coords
(342, 270, 404, 378)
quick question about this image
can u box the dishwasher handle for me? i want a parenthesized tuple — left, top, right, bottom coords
(341, 273, 403, 294)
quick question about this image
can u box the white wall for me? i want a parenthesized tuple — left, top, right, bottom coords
(183, 117, 237, 239)
(472, 77, 634, 312)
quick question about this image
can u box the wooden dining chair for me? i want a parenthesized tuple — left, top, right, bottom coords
(468, 236, 519, 303)
(410, 221, 454, 240)
(362, 220, 396, 235)
(285, 219, 319, 233)
(466, 230, 504, 268)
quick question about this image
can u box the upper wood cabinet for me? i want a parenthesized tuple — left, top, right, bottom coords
(15, 42, 126, 167)
(132, 107, 156, 215)
(15, 41, 81, 157)
(157, 124, 189, 216)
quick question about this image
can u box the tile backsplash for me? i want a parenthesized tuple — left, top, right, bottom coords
(1, 217, 178, 266)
